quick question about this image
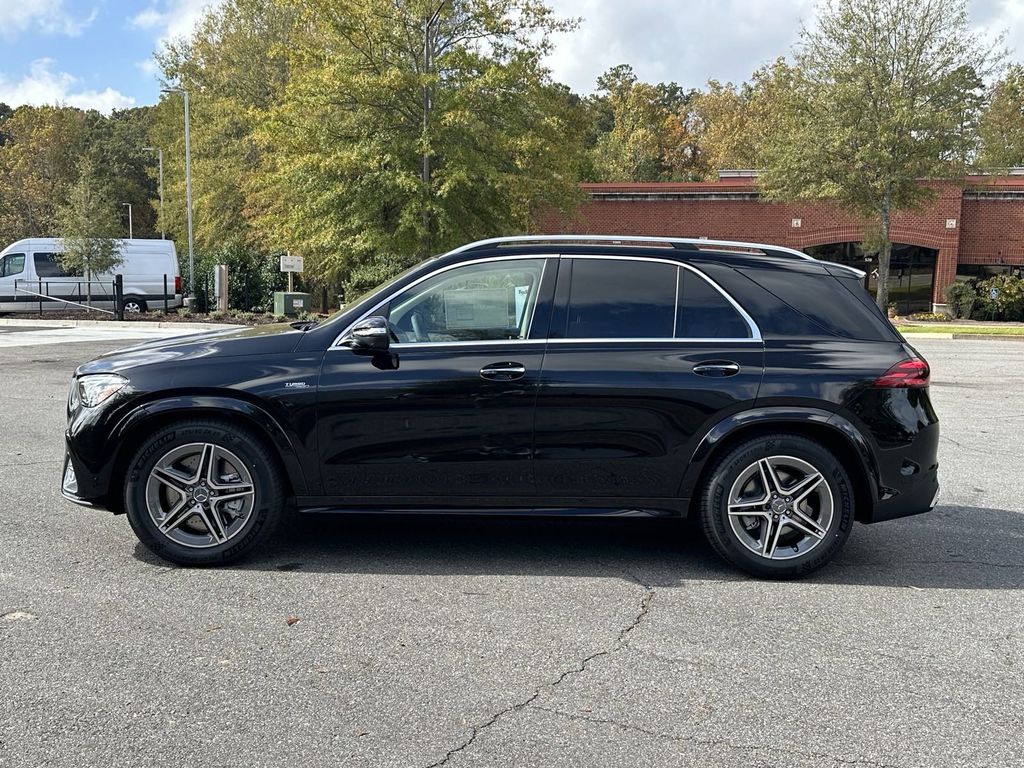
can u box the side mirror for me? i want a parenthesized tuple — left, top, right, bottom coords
(348, 316, 391, 351)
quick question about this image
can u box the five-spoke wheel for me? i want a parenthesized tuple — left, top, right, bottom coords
(125, 420, 284, 566)
(146, 442, 256, 549)
(700, 434, 853, 578)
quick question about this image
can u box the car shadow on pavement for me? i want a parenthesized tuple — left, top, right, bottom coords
(133, 504, 1023, 589)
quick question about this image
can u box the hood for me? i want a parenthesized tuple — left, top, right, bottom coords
(76, 322, 306, 375)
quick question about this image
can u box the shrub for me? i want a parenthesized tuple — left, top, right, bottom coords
(975, 274, 1024, 321)
(908, 311, 951, 322)
(943, 281, 978, 320)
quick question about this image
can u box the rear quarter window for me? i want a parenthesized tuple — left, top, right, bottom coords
(739, 264, 898, 341)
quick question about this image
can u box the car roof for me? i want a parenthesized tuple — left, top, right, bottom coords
(439, 235, 864, 278)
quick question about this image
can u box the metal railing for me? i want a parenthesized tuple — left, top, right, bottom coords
(14, 275, 126, 320)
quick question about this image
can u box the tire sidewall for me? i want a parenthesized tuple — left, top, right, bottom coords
(125, 421, 282, 566)
(702, 434, 854, 578)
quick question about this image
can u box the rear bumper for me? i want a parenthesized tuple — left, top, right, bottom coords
(867, 462, 939, 523)
(860, 419, 940, 524)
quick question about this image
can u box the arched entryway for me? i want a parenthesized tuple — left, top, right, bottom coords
(804, 242, 937, 314)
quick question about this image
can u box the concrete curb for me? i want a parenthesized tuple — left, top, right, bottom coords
(0, 317, 243, 331)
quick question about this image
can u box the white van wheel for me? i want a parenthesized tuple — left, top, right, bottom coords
(122, 297, 147, 314)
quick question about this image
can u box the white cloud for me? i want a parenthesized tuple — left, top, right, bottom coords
(0, 59, 136, 113)
(0, 0, 96, 39)
(128, 0, 222, 44)
(544, 0, 1022, 94)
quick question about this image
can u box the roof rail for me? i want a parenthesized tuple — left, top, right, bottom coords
(447, 234, 817, 263)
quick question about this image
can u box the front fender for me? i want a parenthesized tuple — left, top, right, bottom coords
(112, 395, 311, 497)
(679, 406, 882, 516)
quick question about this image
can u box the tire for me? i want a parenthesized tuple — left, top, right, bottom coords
(699, 434, 854, 579)
(122, 296, 147, 314)
(124, 419, 285, 566)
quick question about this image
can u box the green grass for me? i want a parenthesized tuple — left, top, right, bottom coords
(898, 324, 1024, 336)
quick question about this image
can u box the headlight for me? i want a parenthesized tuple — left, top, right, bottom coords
(77, 374, 129, 408)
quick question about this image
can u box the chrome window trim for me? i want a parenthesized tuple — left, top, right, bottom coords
(332, 252, 763, 348)
(332, 254, 555, 348)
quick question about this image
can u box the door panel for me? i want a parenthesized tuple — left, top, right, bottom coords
(315, 255, 557, 503)
(316, 343, 544, 500)
(533, 341, 764, 499)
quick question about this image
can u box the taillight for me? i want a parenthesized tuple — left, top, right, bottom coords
(174, 275, 182, 294)
(874, 358, 930, 388)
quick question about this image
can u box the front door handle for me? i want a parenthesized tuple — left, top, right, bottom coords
(480, 362, 527, 381)
(693, 361, 741, 377)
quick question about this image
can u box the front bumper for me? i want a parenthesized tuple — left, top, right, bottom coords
(61, 451, 97, 508)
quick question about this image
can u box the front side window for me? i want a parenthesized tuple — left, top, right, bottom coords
(386, 259, 546, 343)
(564, 258, 677, 339)
(34, 253, 77, 278)
(0, 253, 25, 278)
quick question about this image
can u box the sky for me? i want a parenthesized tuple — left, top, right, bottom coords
(0, 0, 1021, 112)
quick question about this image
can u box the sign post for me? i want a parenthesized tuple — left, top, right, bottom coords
(280, 252, 304, 293)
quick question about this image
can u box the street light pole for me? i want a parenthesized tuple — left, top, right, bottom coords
(122, 203, 133, 239)
(161, 87, 194, 300)
(143, 146, 164, 239)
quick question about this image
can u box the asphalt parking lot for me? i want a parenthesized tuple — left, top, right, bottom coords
(1, 333, 1022, 768)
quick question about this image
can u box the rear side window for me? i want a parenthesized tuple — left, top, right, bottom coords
(742, 265, 897, 341)
(564, 259, 676, 338)
(34, 253, 77, 278)
(677, 272, 752, 339)
(0, 253, 25, 278)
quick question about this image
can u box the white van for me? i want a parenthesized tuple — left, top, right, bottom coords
(0, 238, 183, 314)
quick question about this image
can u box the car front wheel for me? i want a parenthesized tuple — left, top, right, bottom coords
(124, 420, 284, 566)
(699, 434, 854, 578)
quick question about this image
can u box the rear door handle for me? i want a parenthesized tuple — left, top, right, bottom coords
(480, 362, 527, 381)
(693, 361, 741, 377)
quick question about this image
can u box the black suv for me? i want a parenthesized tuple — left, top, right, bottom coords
(62, 235, 939, 578)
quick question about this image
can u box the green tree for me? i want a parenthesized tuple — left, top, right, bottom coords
(251, 0, 583, 288)
(586, 65, 704, 182)
(758, 0, 999, 309)
(56, 155, 124, 305)
(153, 0, 297, 253)
(0, 106, 90, 243)
(978, 64, 1024, 169)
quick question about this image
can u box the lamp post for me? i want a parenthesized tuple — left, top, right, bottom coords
(161, 87, 194, 300)
(122, 203, 133, 239)
(143, 146, 164, 239)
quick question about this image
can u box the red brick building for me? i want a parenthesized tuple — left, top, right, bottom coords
(543, 172, 1024, 312)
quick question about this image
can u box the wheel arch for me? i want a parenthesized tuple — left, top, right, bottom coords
(681, 408, 880, 524)
(104, 395, 310, 513)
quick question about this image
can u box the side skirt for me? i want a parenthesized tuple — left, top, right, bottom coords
(295, 496, 689, 518)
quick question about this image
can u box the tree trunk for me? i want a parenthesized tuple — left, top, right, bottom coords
(86, 263, 92, 308)
(874, 190, 892, 312)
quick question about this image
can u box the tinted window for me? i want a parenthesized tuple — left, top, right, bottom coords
(743, 265, 895, 341)
(387, 259, 545, 343)
(676, 272, 751, 338)
(34, 253, 77, 278)
(0, 253, 25, 278)
(565, 259, 677, 339)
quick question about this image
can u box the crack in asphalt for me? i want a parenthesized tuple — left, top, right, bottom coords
(530, 705, 903, 768)
(422, 578, 656, 768)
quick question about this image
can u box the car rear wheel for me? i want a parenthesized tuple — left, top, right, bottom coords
(122, 296, 147, 314)
(699, 434, 853, 578)
(124, 420, 284, 566)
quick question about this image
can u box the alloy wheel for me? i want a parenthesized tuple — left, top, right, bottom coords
(726, 455, 834, 560)
(145, 442, 256, 549)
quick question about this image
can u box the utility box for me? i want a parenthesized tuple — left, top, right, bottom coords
(274, 291, 311, 317)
